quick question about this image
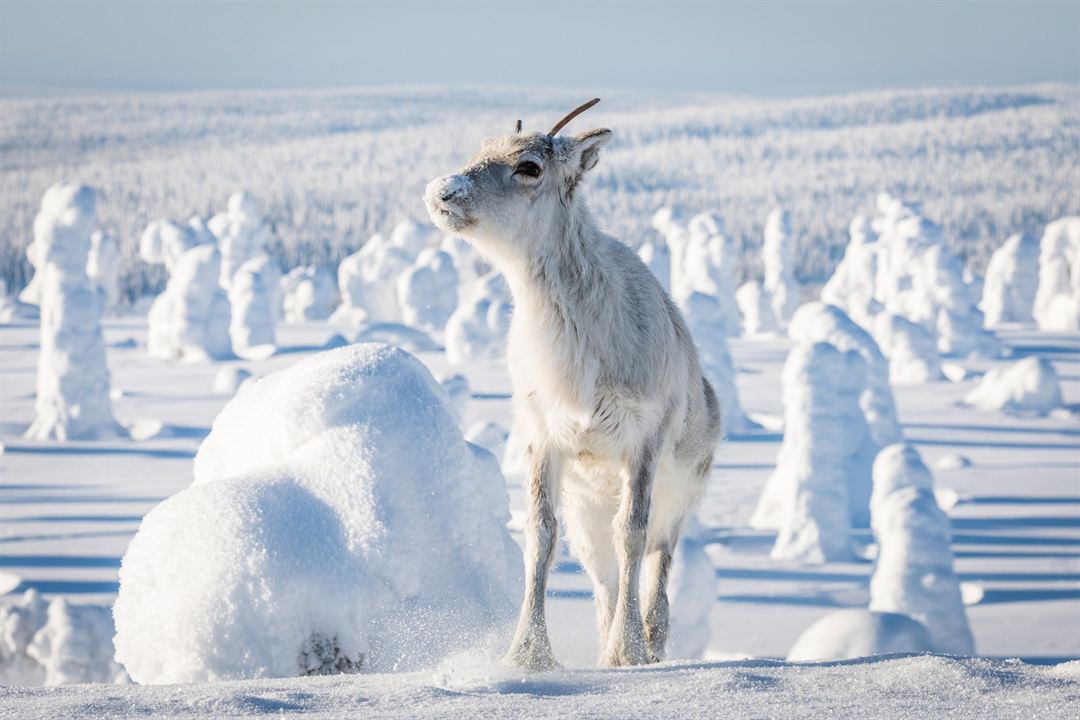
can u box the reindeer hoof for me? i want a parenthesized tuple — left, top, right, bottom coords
(505, 631, 560, 671)
(600, 637, 650, 667)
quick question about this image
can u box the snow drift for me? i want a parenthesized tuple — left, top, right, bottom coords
(963, 356, 1063, 415)
(786, 609, 932, 662)
(113, 344, 523, 683)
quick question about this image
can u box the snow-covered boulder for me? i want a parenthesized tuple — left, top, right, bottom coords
(1033, 217, 1080, 331)
(786, 609, 932, 662)
(87, 231, 120, 314)
(444, 272, 512, 366)
(0, 590, 127, 686)
(280, 266, 338, 322)
(208, 191, 270, 290)
(788, 302, 903, 525)
(680, 292, 753, 433)
(872, 312, 942, 385)
(25, 183, 121, 441)
(763, 207, 799, 323)
(332, 234, 412, 327)
(113, 344, 523, 683)
(736, 280, 780, 336)
(755, 342, 868, 562)
(228, 255, 279, 358)
(869, 445, 974, 655)
(397, 247, 459, 335)
(964, 357, 1063, 415)
(665, 518, 715, 660)
(980, 233, 1038, 327)
(820, 216, 882, 328)
(147, 245, 232, 362)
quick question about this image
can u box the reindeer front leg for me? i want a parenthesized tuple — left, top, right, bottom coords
(602, 442, 657, 667)
(506, 445, 561, 670)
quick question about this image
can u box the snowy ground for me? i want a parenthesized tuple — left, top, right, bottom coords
(1, 319, 1078, 667)
(3, 654, 1077, 720)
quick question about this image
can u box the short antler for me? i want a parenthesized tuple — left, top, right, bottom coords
(515, 119, 523, 133)
(548, 98, 601, 136)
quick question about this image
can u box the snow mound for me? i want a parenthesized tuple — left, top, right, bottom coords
(1033, 217, 1080, 331)
(786, 609, 932, 662)
(934, 453, 973, 471)
(964, 357, 1063, 415)
(869, 445, 974, 655)
(756, 341, 868, 562)
(980, 233, 1039, 327)
(0, 590, 127, 686)
(113, 344, 522, 683)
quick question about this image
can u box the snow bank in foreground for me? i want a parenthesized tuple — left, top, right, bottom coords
(114, 344, 522, 684)
(786, 609, 932, 662)
(5, 655, 1075, 719)
(964, 357, 1063, 415)
(0, 590, 127, 686)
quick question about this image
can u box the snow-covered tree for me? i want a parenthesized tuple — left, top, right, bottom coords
(735, 280, 780, 336)
(872, 312, 942, 385)
(1033, 217, 1080, 331)
(680, 291, 753, 433)
(869, 444, 974, 655)
(444, 272, 512, 366)
(980, 233, 1039, 327)
(147, 244, 232, 362)
(86, 231, 120, 314)
(228, 255, 280, 358)
(280, 266, 339, 322)
(332, 234, 412, 327)
(397, 247, 459, 335)
(763, 207, 799, 323)
(676, 212, 741, 335)
(820, 216, 882, 327)
(208, 192, 270, 290)
(755, 341, 869, 563)
(25, 183, 121, 440)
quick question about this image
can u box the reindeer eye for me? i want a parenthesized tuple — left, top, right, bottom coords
(513, 160, 542, 178)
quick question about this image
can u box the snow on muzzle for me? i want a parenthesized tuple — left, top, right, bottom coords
(424, 174, 474, 231)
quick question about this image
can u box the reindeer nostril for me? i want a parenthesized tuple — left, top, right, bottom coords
(441, 191, 457, 203)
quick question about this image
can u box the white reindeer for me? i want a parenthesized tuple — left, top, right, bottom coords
(424, 100, 721, 669)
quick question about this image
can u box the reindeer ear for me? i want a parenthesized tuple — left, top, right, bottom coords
(570, 128, 613, 174)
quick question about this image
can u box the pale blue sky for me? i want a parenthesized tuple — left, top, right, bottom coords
(1, 0, 1077, 95)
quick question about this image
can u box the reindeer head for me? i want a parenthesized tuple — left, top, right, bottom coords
(425, 99, 611, 257)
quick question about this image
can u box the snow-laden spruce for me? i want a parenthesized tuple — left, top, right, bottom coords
(665, 517, 715, 660)
(1033, 216, 1080, 331)
(227, 255, 280, 359)
(280, 266, 339, 322)
(758, 341, 868, 562)
(25, 183, 121, 441)
(332, 234, 412, 327)
(675, 213, 741, 336)
(820, 216, 882, 327)
(397, 246, 459, 335)
(872, 312, 942, 385)
(980, 233, 1039, 327)
(763, 207, 799, 324)
(780, 302, 902, 527)
(680, 291, 753, 433)
(444, 272, 512, 366)
(964, 356, 1063, 415)
(786, 609, 932, 662)
(735, 280, 780, 336)
(0, 590, 127, 686)
(872, 194, 999, 358)
(113, 344, 522, 683)
(439, 372, 471, 427)
(87, 231, 120, 314)
(207, 191, 270, 290)
(869, 444, 975, 655)
(139, 217, 215, 274)
(146, 244, 232, 362)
